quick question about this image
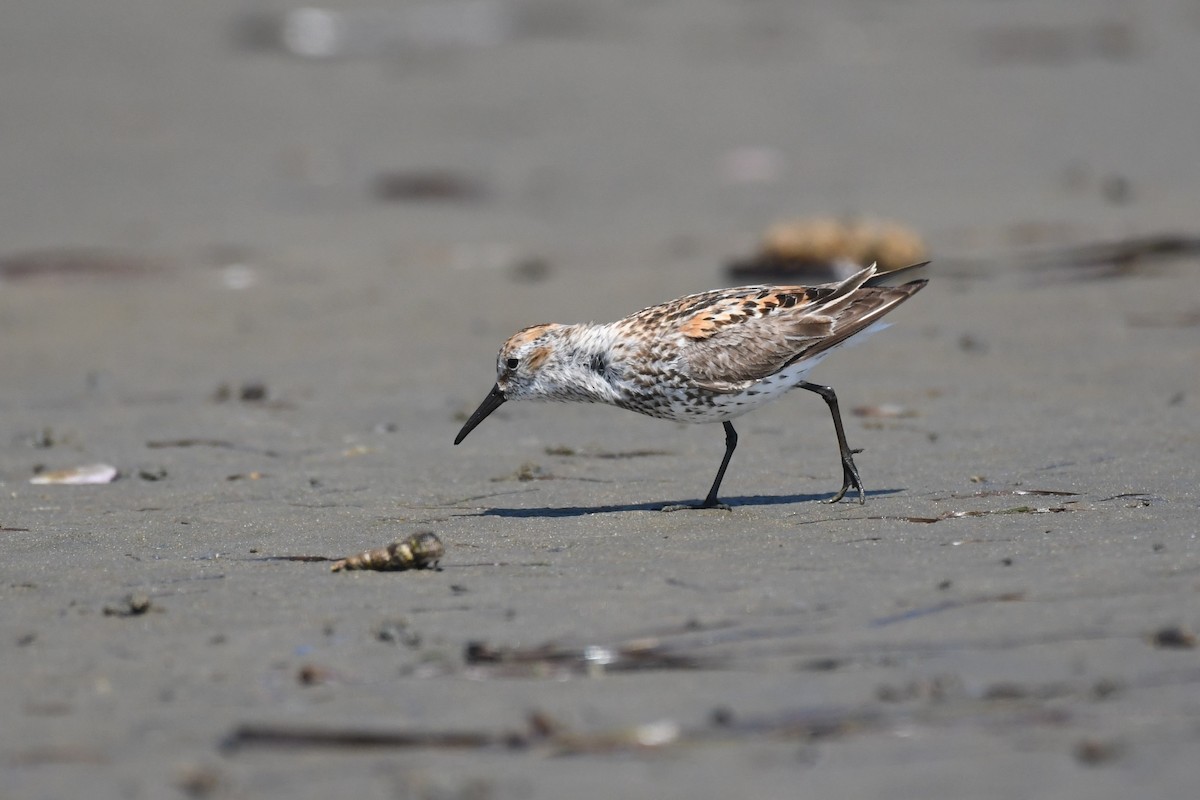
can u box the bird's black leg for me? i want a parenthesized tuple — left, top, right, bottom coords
(798, 381, 865, 504)
(661, 421, 737, 511)
(701, 421, 739, 508)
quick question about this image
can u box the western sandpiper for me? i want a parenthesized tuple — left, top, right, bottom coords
(455, 262, 927, 510)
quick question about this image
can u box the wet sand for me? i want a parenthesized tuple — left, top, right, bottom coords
(3, 2, 1200, 798)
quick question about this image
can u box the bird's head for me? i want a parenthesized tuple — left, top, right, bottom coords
(454, 323, 565, 444)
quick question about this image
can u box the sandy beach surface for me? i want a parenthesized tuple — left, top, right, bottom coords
(3, 2, 1199, 798)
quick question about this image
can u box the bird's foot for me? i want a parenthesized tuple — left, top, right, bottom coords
(660, 499, 732, 512)
(825, 448, 865, 505)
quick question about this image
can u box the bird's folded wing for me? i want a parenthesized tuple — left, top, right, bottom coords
(681, 279, 921, 393)
(679, 291, 838, 391)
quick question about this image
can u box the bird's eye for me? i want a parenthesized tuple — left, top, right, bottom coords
(506, 357, 519, 369)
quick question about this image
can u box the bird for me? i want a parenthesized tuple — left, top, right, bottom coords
(455, 262, 928, 510)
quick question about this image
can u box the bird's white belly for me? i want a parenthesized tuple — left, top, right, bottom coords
(682, 357, 818, 422)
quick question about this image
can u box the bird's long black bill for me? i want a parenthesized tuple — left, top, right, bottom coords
(454, 385, 507, 445)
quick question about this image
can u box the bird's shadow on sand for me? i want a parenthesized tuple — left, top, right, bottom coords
(474, 488, 903, 518)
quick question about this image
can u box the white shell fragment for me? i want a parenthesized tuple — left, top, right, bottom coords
(30, 464, 119, 485)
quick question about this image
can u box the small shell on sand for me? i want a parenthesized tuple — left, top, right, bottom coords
(30, 464, 119, 485)
(330, 531, 444, 572)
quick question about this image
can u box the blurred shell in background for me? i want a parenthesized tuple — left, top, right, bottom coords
(727, 217, 927, 283)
